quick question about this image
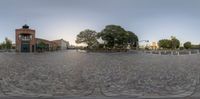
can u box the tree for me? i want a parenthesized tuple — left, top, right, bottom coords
(37, 41, 46, 52)
(171, 36, 180, 49)
(76, 29, 98, 48)
(0, 38, 12, 51)
(158, 36, 180, 49)
(127, 31, 139, 48)
(97, 25, 126, 48)
(191, 44, 200, 49)
(184, 42, 192, 49)
(98, 25, 139, 49)
(0, 42, 5, 49)
(5, 37, 12, 50)
(158, 39, 172, 49)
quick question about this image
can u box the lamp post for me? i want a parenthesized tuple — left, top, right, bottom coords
(127, 40, 149, 50)
(136, 40, 149, 50)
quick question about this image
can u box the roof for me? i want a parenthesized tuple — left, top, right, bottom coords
(22, 24, 29, 29)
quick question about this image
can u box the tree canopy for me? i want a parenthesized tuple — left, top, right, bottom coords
(97, 25, 139, 49)
(158, 36, 180, 49)
(127, 31, 139, 48)
(0, 37, 12, 50)
(158, 39, 172, 49)
(76, 29, 98, 48)
(171, 36, 180, 49)
(76, 25, 139, 50)
(184, 42, 192, 49)
(37, 41, 46, 52)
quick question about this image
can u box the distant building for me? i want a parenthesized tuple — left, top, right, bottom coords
(15, 25, 69, 52)
(35, 38, 58, 51)
(52, 39, 69, 50)
(150, 42, 159, 50)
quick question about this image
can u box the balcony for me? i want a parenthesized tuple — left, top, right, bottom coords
(19, 35, 32, 41)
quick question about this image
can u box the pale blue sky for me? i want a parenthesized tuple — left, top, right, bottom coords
(0, 0, 200, 45)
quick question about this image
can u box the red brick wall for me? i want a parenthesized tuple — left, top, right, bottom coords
(16, 28, 36, 52)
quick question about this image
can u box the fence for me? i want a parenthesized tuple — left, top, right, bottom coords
(144, 50, 200, 55)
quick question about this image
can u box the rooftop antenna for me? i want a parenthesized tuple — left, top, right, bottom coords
(22, 19, 30, 29)
(24, 19, 28, 25)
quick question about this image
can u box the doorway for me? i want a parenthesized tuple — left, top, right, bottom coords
(21, 42, 30, 52)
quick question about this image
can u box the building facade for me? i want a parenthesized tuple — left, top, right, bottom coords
(16, 25, 36, 52)
(16, 25, 69, 52)
(52, 39, 69, 50)
(35, 38, 58, 51)
(150, 42, 159, 50)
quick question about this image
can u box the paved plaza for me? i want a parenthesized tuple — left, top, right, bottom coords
(0, 50, 200, 99)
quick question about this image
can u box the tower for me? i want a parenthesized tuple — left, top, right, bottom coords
(15, 24, 36, 52)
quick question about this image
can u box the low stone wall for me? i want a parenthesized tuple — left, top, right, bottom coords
(144, 50, 200, 55)
(0, 49, 16, 52)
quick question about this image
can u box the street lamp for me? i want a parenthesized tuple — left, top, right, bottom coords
(138, 40, 149, 43)
(137, 40, 149, 50)
(127, 40, 149, 50)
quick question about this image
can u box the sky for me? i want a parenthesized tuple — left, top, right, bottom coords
(0, 0, 200, 45)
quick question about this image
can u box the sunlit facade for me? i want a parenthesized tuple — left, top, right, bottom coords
(16, 25, 69, 52)
(16, 25, 36, 52)
(150, 42, 159, 50)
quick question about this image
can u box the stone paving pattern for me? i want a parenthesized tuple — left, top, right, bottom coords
(0, 50, 200, 98)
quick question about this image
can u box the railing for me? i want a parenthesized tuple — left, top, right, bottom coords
(19, 35, 32, 41)
(21, 38, 31, 41)
(144, 50, 200, 55)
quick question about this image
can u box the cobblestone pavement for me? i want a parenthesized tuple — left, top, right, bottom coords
(0, 50, 200, 98)
(0, 96, 200, 99)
